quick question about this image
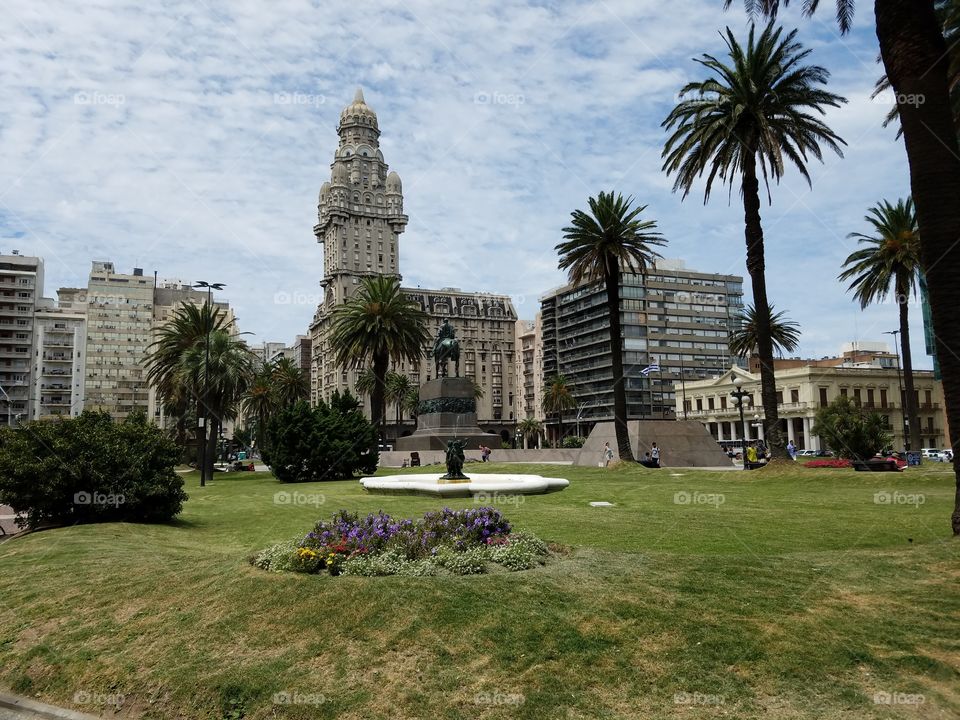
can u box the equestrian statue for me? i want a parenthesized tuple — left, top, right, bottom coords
(432, 318, 461, 378)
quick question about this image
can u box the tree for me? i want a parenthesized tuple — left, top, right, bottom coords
(242, 366, 278, 453)
(385, 371, 413, 439)
(0, 411, 187, 529)
(518, 416, 543, 449)
(728, 304, 801, 359)
(839, 197, 923, 451)
(727, 0, 960, 541)
(272, 357, 309, 407)
(812, 396, 893, 461)
(556, 191, 666, 461)
(542, 375, 577, 444)
(146, 302, 231, 483)
(266, 399, 377, 483)
(402, 387, 420, 430)
(662, 22, 845, 459)
(329, 276, 431, 456)
(354, 367, 376, 400)
(176, 329, 254, 477)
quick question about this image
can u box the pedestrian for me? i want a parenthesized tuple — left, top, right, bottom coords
(651, 442, 661, 468)
(481, 445, 491, 462)
(746, 443, 758, 467)
(603, 442, 614, 467)
(787, 440, 797, 460)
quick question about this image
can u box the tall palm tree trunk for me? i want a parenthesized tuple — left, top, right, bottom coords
(557, 411, 564, 445)
(897, 288, 922, 451)
(605, 264, 635, 461)
(371, 353, 388, 456)
(876, 0, 960, 533)
(206, 416, 219, 479)
(741, 151, 787, 459)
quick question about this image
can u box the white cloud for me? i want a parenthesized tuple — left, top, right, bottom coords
(0, 0, 929, 366)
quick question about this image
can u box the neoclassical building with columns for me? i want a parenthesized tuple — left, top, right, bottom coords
(679, 362, 948, 451)
(308, 89, 518, 440)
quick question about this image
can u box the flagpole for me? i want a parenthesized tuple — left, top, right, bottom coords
(659, 359, 665, 419)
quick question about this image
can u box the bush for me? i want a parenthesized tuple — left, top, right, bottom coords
(812, 397, 892, 461)
(253, 507, 548, 577)
(266, 392, 377, 482)
(0, 410, 187, 530)
(804, 458, 853, 469)
(561, 436, 586, 449)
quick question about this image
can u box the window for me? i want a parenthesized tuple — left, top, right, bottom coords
(880, 388, 888, 407)
(853, 388, 862, 405)
(867, 388, 875, 406)
(840, 388, 848, 397)
(819, 388, 829, 407)
(696, 398, 703, 411)
(790, 389, 799, 403)
(925, 389, 932, 406)
(720, 396, 727, 409)
(776, 391, 783, 405)
(707, 397, 715, 410)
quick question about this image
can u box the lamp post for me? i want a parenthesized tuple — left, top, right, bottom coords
(193, 281, 225, 487)
(576, 400, 591, 439)
(883, 329, 906, 450)
(730, 376, 750, 470)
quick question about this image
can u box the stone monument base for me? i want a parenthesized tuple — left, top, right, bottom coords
(395, 377, 501, 452)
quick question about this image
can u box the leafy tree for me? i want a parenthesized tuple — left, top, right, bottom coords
(839, 198, 922, 451)
(385, 371, 413, 438)
(272, 357, 309, 407)
(329, 276, 430, 455)
(662, 22, 845, 459)
(517, 416, 543, 449)
(812, 396, 893, 461)
(266, 399, 376, 483)
(402, 387, 420, 429)
(728, 304, 801, 359)
(557, 191, 665, 461)
(0, 411, 187, 529)
(242, 366, 277, 453)
(542, 375, 577, 444)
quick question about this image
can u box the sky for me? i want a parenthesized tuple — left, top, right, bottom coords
(0, 0, 933, 369)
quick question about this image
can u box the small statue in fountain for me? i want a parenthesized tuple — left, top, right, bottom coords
(440, 439, 469, 480)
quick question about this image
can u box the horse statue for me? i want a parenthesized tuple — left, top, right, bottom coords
(432, 319, 461, 378)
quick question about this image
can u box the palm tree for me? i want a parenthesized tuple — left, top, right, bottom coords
(354, 367, 376, 400)
(542, 375, 577, 445)
(329, 276, 430, 453)
(272, 357, 309, 407)
(728, 0, 960, 538)
(839, 198, 923, 452)
(517, 416, 543, 449)
(402, 387, 420, 430)
(242, 367, 277, 453)
(662, 23, 845, 459)
(176, 329, 253, 477)
(556, 191, 666, 461)
(471, 380, 484, 400)
(146, 302, 231, 483)
(385, 371, 413, 439)
(728, 304, 801, 359)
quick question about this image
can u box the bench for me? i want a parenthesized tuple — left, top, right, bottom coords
(852, 459, 902, 472)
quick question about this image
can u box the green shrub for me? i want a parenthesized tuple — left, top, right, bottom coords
(251, 538, 301, 573)
(433, 546, 489, 575)
(561, 436, 586, 449)
(266, 392, 377, 482)
(812, 396, 893, 460)
(0, 410, 187, 530)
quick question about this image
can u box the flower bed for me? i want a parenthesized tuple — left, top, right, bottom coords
(251, 507, 550, 577)
(803, 458, 852, 469)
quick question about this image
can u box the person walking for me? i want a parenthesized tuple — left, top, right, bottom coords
(787, 440, 797, 461)
(651, 442, 661, 468)
(603, 442, 614, 467)
(746, 443, 758, 468)
(480, 445, 491, 463)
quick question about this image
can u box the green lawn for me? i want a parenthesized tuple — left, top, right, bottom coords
(1, 463, 958, 719)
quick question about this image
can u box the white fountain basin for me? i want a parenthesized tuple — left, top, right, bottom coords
(360, 473, 570, 497)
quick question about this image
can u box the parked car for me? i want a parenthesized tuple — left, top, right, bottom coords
(797, 449, 817, 457)
(932, 450, 954, 462)
(921, 448, 941, 460)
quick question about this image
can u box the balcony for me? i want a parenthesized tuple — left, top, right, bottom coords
(42, 368, 70, 376)
(42, 355, 72, 362)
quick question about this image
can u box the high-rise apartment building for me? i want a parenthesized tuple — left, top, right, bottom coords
(515, 315, 544, 422)
(309, 90, 518, 435)
(0, 252, 43, 424)
(82, 262, 155, 420)
(31, 291, 86, 420)
(540, 259, 743, 426)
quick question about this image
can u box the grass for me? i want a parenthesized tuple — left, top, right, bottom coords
(1, 462, 958, 719)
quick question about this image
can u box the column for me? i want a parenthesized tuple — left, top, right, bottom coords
(786, 416, 796, 445)
(756, 420, 764, 442)
(717, 422, 725, 441)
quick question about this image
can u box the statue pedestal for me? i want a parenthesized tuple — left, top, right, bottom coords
(395, 378, 501, 451)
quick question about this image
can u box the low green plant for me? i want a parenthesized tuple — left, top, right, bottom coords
(250, 537, 301, 573)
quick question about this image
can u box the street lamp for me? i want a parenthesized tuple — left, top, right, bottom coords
(883, 329, 907, 450)
(193, 281, 225, 487)
(576, 400, 591, 439)
(730, 376, 750, 470)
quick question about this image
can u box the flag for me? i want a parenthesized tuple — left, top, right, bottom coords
(640, 363, 660, 376)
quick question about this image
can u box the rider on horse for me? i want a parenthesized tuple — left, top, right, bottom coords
(432, 319, 460, 378)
